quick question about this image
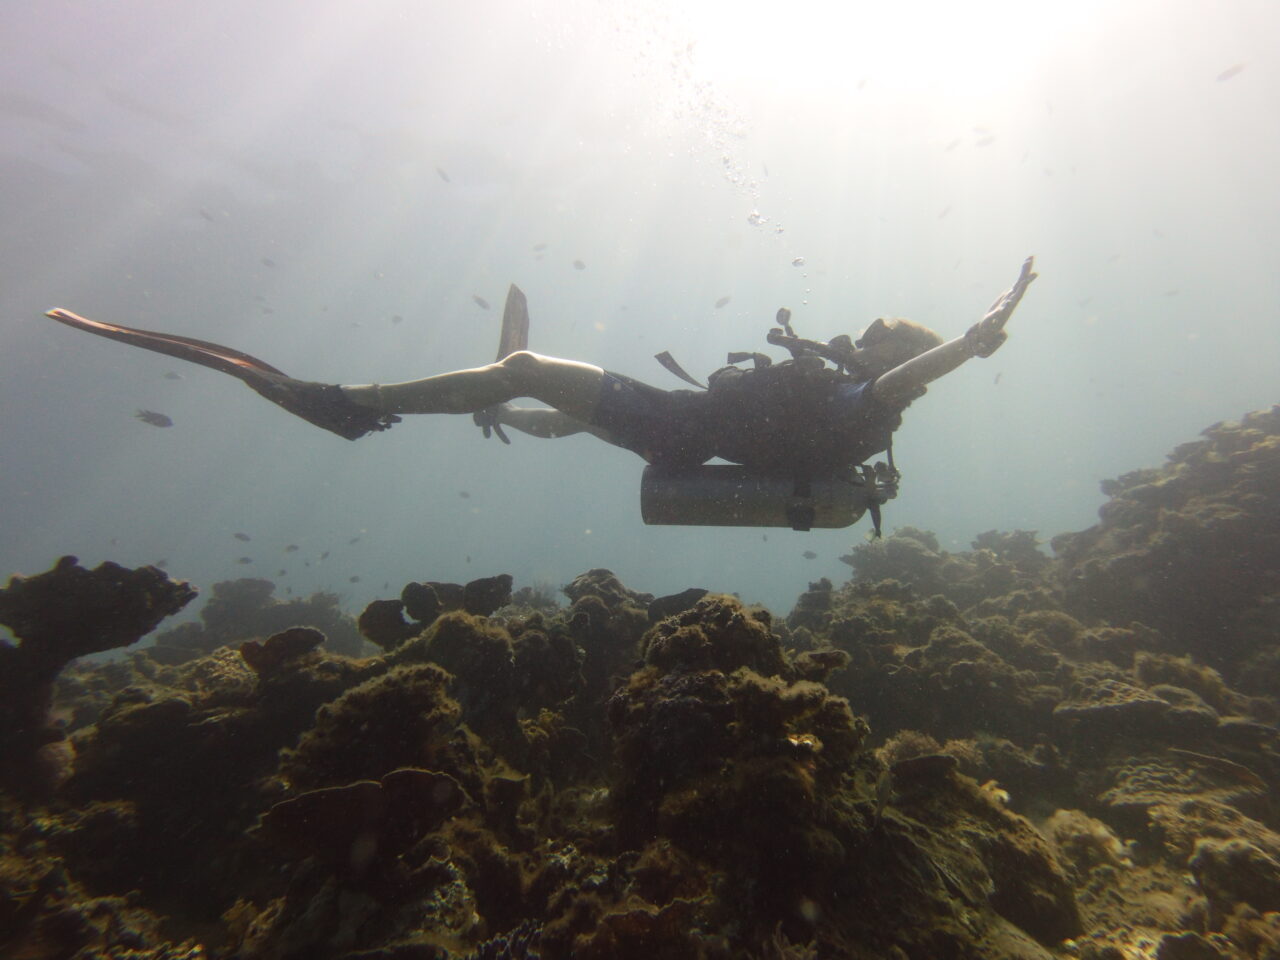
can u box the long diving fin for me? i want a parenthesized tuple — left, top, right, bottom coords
(476, 284, 531, 444)
(495, 284, 529, 360)
(45, 308, 292, 383)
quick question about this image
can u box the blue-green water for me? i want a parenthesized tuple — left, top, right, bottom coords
(2, 0, 1276, 618)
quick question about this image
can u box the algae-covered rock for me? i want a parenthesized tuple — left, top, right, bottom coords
(394, 611, 526, 761)
(150, 576, 360, 661)
(279, 663, 463, 791)
(1053, 406, 1280, 675)
(238, 625, 325, 676)
(0, 556, 195, 794)
(1190, 838, 1280, 927)
(255, 767, 469, 873)
(642, 594, 789, 678)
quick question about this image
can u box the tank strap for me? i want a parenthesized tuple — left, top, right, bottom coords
(653, 351, 707, 389)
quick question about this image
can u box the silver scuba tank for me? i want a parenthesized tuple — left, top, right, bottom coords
(640, 464, 890, 531)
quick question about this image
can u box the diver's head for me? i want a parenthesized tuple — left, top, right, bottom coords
(849, 317, 943, 377)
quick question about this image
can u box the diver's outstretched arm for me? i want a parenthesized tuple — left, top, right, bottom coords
(871, 257, 1036, 406)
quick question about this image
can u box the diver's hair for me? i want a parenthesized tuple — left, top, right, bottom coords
(848, 317, 944, 380)
(878, 317, 945, 357)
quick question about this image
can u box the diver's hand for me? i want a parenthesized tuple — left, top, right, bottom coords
(965, 256, 1037, 358)
(474, 404, 512, 444)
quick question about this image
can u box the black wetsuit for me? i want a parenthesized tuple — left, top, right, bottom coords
(589, 360, 908, 475)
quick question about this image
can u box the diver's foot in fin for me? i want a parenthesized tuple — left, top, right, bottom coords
(249, 375, 400, 440)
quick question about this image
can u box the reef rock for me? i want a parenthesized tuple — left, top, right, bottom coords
(149, 576, 361, 662)
(1053, 406, 1280, 677)
(0, 556, 195, 794)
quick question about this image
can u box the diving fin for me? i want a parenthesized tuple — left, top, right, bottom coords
(45, 308, 398, 440)
(495, 284, 529, 360)
(475, 283, 529, 444)
(45, 308, 292, 383)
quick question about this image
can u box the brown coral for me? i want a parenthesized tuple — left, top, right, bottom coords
(0, 556, 195, 794)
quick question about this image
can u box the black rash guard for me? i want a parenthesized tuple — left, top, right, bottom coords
(589, 362, 909, 474)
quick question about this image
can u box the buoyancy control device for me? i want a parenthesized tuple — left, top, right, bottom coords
(644, 309, 900, 534)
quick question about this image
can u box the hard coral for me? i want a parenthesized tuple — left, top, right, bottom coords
(361, 574, 515, 652)
(239, 625, 325, 676)
(0, 556, 195, 794)
(150, 576, 360, 662)
(256, 767, 469, 876)
(395, 612, 525, 761)
(642, 594, 789, 678)
(1053, 406, 1280, 675)
(279, 663, 462, 792)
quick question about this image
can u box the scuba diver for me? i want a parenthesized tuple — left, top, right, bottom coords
(45, 257, 1036, 531)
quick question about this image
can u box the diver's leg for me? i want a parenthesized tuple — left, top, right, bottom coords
(343, 351, 606, 422)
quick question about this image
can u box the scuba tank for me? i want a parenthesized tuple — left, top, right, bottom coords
(640, 463, 897, 531)
(644, 307, 900, 534)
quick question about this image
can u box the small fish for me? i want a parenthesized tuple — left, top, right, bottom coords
(533, 243, 548, 252)
(238, 557, 253, 564)
(714, 295, 731, 309)
(436, 166, 451, 182)
(573, 260, 586, 270)
(154, 559, 168, 569)
(802, 550, 817, 560)
(466, 555, 472, 563)
(261, 257, 275, 268)
(791, 257, 805, 267)
(277, 569, 286, 576)
(285, 544, 299, 552)
(198, 208, 215, 222)
(320, 551, 330, 560)
(234, 532, 251, 541)
(762, 534, 768, 541)
(974, 135, 996, 147)
(472, 295, 490, 310)
(1216, 63, 1245, 82)
(993, 372, 1002, 385)
(135, 409, 173, 428)
(459, 491, 471, 499)
(938, 206, 951, 219)
(163, 371, 183, 380)
(391, 315, 403, 324)
(285, 587, 292, 595)
(348, 536, 361, 544)
(349, 575, 361, 583)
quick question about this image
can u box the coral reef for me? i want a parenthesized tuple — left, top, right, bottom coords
(1052, 406, 1280, 676)
(149, 576, 363, 662)
(2, 405, 1279, 958)
(0, 556, 196, 795)
(358, 574, 516, 651)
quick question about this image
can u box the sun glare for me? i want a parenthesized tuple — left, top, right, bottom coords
(681, 0, 1114, 101)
